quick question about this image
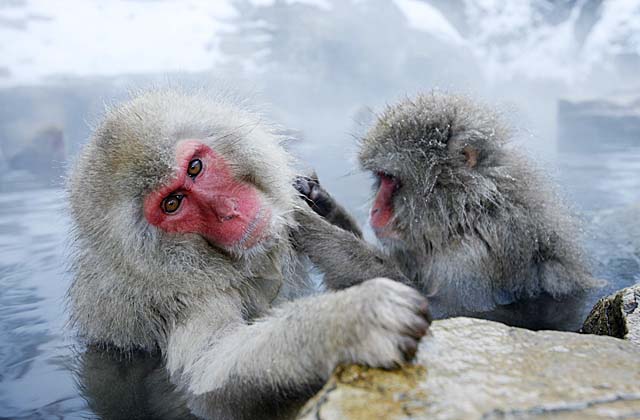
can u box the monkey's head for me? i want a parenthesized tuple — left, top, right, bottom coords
(69, 90, 296, 276)
(359, 93, 511, 252)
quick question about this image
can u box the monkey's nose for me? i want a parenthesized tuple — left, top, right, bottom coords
(213, 197, 240, 222)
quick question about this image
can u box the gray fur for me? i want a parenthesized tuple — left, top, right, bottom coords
(299, 93, 600, 331)
(293, 209, 410, 289)
(67, 89, 430, 419)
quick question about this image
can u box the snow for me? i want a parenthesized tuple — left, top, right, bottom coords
(0, 0, 236, 87)
(0, 0, 638, 88)
(393, 0, 465, 45)
(466, 1, 584, 83)
(583, 0, 640, 65)
(249, 0, 332, 10)
(400, 0, 640, 84)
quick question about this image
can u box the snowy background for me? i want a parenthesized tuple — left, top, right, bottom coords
(1, 0, 639, 169)
(1, 0, 639, 160)
(1, 0, 638, 86)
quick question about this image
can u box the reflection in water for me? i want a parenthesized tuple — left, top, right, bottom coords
(74, 348, 195, 420)
(74, 348, 306, 420)
(0, 144, 638, 418)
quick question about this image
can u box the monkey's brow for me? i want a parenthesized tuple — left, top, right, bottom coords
(208, 120, 262, 143)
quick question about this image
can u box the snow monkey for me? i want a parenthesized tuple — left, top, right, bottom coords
(67, 89, 431, 420)
(296, 93, 601, 331)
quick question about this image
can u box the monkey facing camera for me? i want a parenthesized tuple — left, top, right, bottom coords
(296, 92, 602, 331)
(67, 89, 430, 420)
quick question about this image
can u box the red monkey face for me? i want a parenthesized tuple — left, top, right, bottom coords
(370, 172, 400, 238)
(143, 140, 272, 250)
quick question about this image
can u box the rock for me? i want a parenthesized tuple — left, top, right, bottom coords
(582, 284, 640, 346)
(298, 317, 640, 420)
(7, 126, 66, 182)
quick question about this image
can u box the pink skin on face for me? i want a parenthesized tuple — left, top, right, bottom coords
(370, 173, 399, 238)
(144, 140, 271, 250)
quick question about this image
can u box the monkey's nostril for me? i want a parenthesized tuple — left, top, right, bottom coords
(214, 197, 240, 222)
(372, 208, 380, 214)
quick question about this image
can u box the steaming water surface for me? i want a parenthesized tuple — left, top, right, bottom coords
(0, 146, 639, 418)
(0, 188, 89, 418)
(562, 147, 640, 211)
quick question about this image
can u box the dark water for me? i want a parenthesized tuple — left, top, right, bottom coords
(0, 146, 639, 419)
(560, 147, 640, 295)
(561, 146, 640, 212)
(0, 188, 91, 418)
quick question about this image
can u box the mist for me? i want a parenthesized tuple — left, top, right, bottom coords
(1, 1, 639, 208)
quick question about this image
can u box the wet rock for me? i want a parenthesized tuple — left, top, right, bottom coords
(298, 317, 640, 420)
(582, 284, 640, 346)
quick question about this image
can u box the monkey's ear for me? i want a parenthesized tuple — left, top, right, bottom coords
(308, 170, 319, 183)
(462, 145, 479, 168)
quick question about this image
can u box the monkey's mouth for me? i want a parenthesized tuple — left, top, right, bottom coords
(238, 205, 271, 249)
(373, 224, 401, 240)
(371, 171, 401, 238)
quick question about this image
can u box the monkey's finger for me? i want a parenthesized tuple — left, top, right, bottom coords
(391, 286, 431, 321)
(403, 293, 430, 316)
(398, 336, 419, 361)
(422, 309, 433, 328)
(417, 299, 432, 324)
(293, 176, 314, 199)
(402, 314, 430, 339)
(309, 183, 322, 201)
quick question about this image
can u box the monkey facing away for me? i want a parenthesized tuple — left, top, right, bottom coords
(296, 93, 601, 331)
(67, 89, 430, 420)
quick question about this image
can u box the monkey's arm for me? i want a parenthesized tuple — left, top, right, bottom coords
(166, 279, 429, 419)
(294, 175, 363, 238)
(293, 206, 410, 289)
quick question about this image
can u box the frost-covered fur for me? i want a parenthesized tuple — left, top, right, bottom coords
(299, 93, 600, 331)
(67, 89, 430, 419)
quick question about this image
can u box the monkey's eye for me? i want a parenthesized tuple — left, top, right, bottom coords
(239, 172, 258, 185)
(187, 159, 202, 178)
(162, 194, 184, 214)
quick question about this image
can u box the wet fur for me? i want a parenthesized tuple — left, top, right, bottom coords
(298, 93, 600, 331)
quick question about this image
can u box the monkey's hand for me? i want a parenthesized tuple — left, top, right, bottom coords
(340, 277, 431, 366)
(294, 173, 363, 238)
(165, 279, 429, 418)
(294, 173, 333, 217)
